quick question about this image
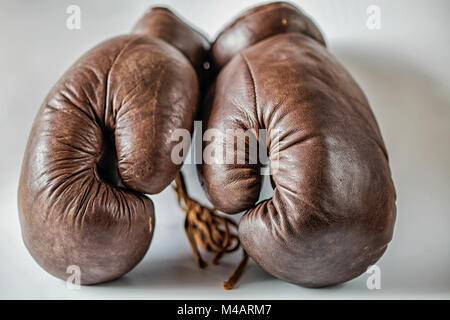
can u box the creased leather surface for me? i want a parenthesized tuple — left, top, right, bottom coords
(198, 2, 397, 287)
(18, 8, 209, 284)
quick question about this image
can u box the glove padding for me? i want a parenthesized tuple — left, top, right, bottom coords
(18, 7, 209, 284)
(198, 2, 396, 287)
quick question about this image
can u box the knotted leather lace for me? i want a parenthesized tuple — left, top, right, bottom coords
(173, 172, 248, 290)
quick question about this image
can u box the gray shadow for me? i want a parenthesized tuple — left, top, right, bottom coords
(331, 44, 450, 295)
(100, 253, 274, 290)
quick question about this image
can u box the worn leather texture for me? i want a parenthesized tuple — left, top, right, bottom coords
(18, 7, 209, 284)
(198, 2, 397, 287)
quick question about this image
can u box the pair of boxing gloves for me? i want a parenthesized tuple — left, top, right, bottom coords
(18, 2, 396, 287)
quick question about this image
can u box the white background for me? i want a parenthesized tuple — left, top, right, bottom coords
(0, 0, 449, 299)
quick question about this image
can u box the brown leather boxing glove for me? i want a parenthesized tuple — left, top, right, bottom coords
(17, 7, 209, 284)
(198, 2, 396, 287)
